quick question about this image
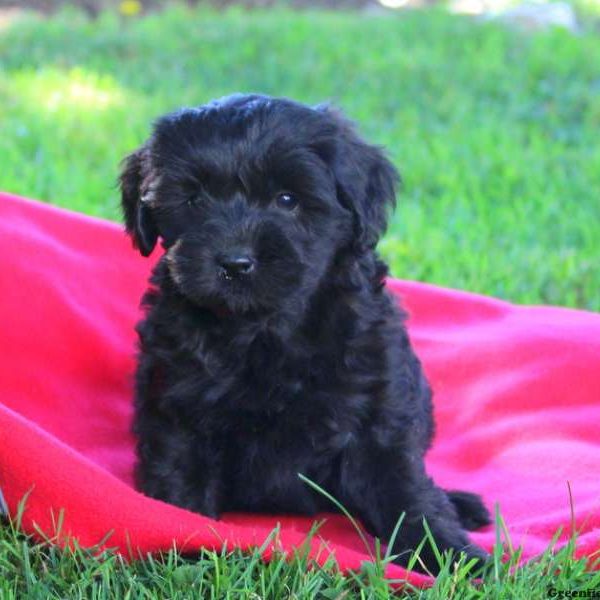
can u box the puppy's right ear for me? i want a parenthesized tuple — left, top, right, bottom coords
(119, 144, 159, 257)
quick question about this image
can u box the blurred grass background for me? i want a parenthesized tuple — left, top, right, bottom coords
(0, 5, 599, 310)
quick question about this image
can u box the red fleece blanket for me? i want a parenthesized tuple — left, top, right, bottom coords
(1, 191, 599, 586)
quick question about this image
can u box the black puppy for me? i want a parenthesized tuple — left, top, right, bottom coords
(119, 94, 490, 573)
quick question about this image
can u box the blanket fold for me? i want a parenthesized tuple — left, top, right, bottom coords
(0, 191, 598, 585)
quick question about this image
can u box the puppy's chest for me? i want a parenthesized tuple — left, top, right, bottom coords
(194, 352, 342, 436)
(172, 332, 363, 448)
(149, 310, 383, 450)
(187, 329, 335, 407)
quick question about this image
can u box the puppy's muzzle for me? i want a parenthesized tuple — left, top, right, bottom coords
(218, 251, 256, 280)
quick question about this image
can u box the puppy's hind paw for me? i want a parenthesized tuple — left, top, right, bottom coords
(455, 543, 491, 576)
(446, 490, 492, 531)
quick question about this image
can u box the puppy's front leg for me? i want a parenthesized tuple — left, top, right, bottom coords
(341, 445, 487, 574)
(133, 356, 224, 519)
(135, 411, 224, 519)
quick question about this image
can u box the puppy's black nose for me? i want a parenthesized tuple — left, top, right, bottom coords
(219, 254, 256, 278)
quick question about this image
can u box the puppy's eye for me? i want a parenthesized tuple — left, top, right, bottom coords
(187, 196, 199, 208)
(275, 192, 298, 211)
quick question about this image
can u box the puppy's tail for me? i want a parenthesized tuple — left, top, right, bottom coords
(446, 490, 492, 531)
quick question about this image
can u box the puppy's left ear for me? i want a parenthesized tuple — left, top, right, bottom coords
(316, 106, 400, 251)
(118, 144, 159, 257)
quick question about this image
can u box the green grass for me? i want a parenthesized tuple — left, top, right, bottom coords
(2, 499, 600, 598)
(1, 4, 600, 597)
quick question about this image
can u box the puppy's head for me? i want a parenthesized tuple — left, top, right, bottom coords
(119, 94, 399, 315)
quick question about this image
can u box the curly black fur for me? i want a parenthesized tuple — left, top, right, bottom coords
(119, 94, 490, 573)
